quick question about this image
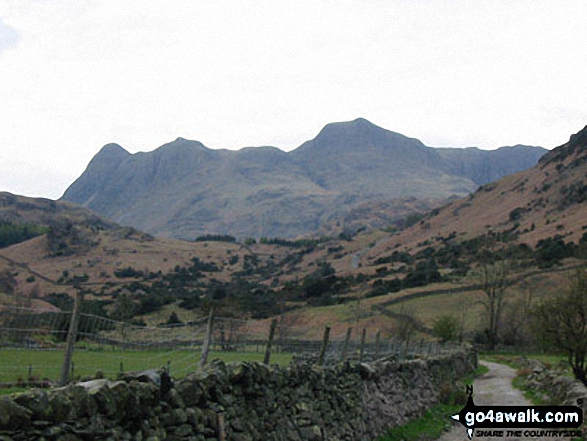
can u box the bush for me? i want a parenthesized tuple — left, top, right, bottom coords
(0, 221, 48, 248)
(165, 311, 183, 326)
(432, 315, 461, 342)
(535, 236, 575, 267)
(509, 207, 526, 221)
(532, 270, 587, 384)
(195, 234, 237, 243)
(403, 260, 442, 288)
(114, 267, 143, 278)
(403, 213, 424, 229)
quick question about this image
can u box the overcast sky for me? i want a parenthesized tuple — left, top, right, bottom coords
(1, 1, 587, 200)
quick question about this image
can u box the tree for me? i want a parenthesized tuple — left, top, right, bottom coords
(532, 270, 587, 385)
(475, 259, 509, 350)
(500, 289, 534, 348)
(166, 311, 183, 325)
(0, 270, 16, 296)
(276, 310, 303, 346)
(432, 314, 461, 343)
(394, 306, 419, 347)
(112, 291, 136, 322)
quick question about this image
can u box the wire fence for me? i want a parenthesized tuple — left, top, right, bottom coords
(0, 303, 461, 388)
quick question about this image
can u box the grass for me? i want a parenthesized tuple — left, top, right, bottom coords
(378, 404, 461, 441)
(384, 289, 486, 332)
(0, 348, 293, 385)
(479, 352, 570, 373)
(378, 364, 488, 441)
(0, 387, 26, 396)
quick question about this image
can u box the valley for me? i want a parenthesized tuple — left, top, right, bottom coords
(1, 122, 586, 441)
(0, 125, 585, 344)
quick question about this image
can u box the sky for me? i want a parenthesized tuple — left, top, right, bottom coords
(1, 1, 587, 200)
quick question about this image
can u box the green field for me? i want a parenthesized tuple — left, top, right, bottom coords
(0, 348, 293, 385)
(479, 352, 569, 371)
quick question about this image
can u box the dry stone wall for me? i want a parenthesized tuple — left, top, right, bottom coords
(0, 349, 476, 441)
(519, 358, 587, 433)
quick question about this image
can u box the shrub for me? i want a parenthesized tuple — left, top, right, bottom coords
(432, 315, 461, 342)
(195, 234, 237, 243)
(165, 311, 183, 326)
(114, 267, 143, 278)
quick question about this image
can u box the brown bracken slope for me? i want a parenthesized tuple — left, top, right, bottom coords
(365, 124, 587, 262)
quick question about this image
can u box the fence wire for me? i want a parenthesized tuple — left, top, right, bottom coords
(0, 305, 460, 388)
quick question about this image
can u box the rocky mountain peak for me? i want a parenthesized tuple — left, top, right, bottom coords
(96, 143, 130, 158)
(61, 119, 549, 239)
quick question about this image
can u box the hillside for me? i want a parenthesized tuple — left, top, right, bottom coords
(0, 191, 368, 317)
(0, 192, 115, 230)
(1, 117, 586, 341)
(364, 124, 587, 265)
(61, 118, 546, 239)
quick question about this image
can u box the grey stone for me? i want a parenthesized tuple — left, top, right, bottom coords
(0, 398, 31, 429)
(173, 424, 194, 437)
(166, 388, 186, 409)
(13, 390, 49, 420)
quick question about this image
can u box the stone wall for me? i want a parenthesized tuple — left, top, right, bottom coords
(519, 358, 587, 434)
(519, 358, 587, 405)
(0, 349, 476, 441)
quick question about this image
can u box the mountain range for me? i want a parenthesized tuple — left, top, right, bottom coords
(61, 118, 546, 239)
(1, 122, 586, 333)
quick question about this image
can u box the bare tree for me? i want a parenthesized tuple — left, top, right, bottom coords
(352, 283, 370, 324)
(0, 270, 16, 296)
(277, 310, 303, 345)
(394, 305, 418, 347)
(475, 259, 509, 349)
(533, 270, 587, 384)
(216, 318, 246, 351)
(500, 289, 533, 348)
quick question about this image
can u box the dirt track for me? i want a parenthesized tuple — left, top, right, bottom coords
(439, 361, 571, 441)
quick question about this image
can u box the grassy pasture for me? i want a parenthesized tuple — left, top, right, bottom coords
(480, 352, 570, 372)
(0, 348, 293, 385)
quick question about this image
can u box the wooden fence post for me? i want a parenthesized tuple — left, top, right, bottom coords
(341, 327, 352, 361)
(200, 309, 214, 368)
(359, 328, 366, 363)
(59, 290, 84, 386)
(263, 319, 278, 364)
(318, 326, 331, 366)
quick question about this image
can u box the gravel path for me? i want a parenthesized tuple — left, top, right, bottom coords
(438, 361, 570, 441)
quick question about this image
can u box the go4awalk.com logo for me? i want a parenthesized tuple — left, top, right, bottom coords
(450, 386, 583, 439)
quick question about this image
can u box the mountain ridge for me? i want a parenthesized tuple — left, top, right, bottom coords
(363, 123, 587, 266)
(61, 119, 547, 239)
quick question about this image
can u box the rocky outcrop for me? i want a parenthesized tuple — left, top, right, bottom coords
(0, 349, 476, 441)
(61, 119, 545, 239)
